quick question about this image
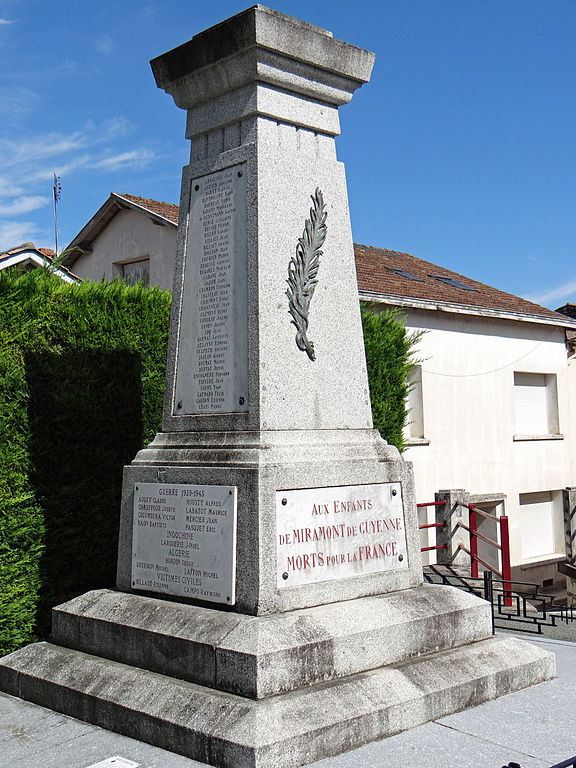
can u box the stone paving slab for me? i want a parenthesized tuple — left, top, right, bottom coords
(0, 634, 573, 768)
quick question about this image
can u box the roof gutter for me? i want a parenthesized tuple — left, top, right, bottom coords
(358, 290, 576, 330)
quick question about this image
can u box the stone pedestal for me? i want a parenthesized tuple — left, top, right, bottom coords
(0, 8, 555, 768)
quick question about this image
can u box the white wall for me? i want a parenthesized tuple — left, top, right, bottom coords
(401, 308, 573, 568)
(72, 209, 177, 290)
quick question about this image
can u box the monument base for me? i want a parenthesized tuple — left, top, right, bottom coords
(0, 585, 555, 768)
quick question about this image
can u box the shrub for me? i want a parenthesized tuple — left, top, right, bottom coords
(0, 269, 170, 654)
(361, 305, 423, 451)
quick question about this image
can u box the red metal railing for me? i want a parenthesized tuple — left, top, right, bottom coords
(454, 502, 512, 607)
(418, 499, 512, 607)
(417, 501, 447, 552)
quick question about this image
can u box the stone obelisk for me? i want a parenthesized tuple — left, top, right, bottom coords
(0, 7, 555, 768)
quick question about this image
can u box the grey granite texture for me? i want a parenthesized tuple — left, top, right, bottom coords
(162, 139, 374, 434)
(184, 83, 341, 139)
(2, 635, 575, 768)
(0, 635, 555, 768)
(116, 431, 423, 615)
(52, 584, 491, 698)
(154, 9, 374, 437)
(0, 691, 202, 768)
(151, 6, 375, 110)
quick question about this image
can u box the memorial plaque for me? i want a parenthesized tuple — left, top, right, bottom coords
(173, 163, 248, 415)
(276, 483, 408, 588)
(86, 758, 140, 768)
(132, 482, 237, 604)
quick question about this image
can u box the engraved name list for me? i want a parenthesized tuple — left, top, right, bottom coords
(132, 482, 237, 605)
(173, 164, 248, 415)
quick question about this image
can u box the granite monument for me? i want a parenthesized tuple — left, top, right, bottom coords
(0, 7, 555, 767)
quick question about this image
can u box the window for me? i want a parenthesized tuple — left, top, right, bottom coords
(120, 258, 150, 286)
(404, 365, 427, 444)
(428, 275, 478, 292)
(519, 491, 557, 559)
(513, 372, 560, 438)
(386, 267, 425, 282)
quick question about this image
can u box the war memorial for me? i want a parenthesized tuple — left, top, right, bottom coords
(0, 7, 555, 767)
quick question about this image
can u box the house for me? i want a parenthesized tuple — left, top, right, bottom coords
(0, 243, 79, 284)
(356, 245, 576, 589)
(65, 195, 576, 590)
(63, 193, 179, 289)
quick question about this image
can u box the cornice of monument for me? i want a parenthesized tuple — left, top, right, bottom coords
(150, 5, 376, 110)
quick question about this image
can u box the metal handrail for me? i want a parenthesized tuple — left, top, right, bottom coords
(419, 498, 513, 607)
(424, 565, 576, 635)
(457, 499, 499, 522)
(418, 505, 448, 552)
(419, 521, 447, 530)
(417, 501, 447, 508)
(549, 756, 576, 767)
(458, 544, 503, 577)
(456, 521, 502, 551)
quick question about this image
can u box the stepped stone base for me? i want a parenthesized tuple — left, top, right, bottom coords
(0, 585, 556, 768)
(50, 584, 493, 698)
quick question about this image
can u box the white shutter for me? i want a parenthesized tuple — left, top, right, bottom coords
(519, 492, 555, 559)
(514, 373, 548, 434)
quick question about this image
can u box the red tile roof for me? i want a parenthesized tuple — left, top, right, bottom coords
(354, 244, 565, 323)
(117, 193, 179, 224)
(66, 193, 571, 326)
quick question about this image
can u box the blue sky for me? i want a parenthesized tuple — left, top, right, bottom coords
(0, 0, 574, 308)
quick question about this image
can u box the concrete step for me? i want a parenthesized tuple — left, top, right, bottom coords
(0, 634, 555, 768)
(51, 584, 493, 699)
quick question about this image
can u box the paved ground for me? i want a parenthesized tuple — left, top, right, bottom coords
(0, 634, 574, 768)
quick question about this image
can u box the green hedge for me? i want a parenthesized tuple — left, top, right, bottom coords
(361, 305, 422, 452)
(0, 269, 170, 654)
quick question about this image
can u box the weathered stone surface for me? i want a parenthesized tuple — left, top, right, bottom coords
(0, 636, 555, 768)
(150, 6, 375, 111)
(117, 431, 423, 615)
(52, 584, 492, 698)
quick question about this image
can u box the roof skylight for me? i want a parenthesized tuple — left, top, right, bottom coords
(387, 267, 425, 282)
(429, 275, 478, 292)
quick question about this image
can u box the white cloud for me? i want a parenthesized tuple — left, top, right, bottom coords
(94, 35, 113, 55)
(0, 195, 50, 216)
(29, 155, 92, 183)
(90, 150, 155, 171)
(0, 221, 38, 251)
(0, 177, 23, 197)
(0, 87, 37, 120)
(526, 278, 576, 307)
(0, 18, 14, 25)
(0, 120, 156, 249)
(0, 132, 87, 167)
(103, 116, 135, 140)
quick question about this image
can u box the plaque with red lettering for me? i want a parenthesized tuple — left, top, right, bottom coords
(132, 482, 237, 604)
(276, 483, 408, 588)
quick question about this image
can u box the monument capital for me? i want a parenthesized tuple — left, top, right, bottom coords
(151, 5, 375, 134)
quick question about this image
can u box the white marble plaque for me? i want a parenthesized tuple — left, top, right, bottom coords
(276, 483, 408, 588)
(132, 482, 237, 604)
(174, 164, 248, 415)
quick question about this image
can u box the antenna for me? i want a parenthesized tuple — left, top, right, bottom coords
(53, 173, 61, 256)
